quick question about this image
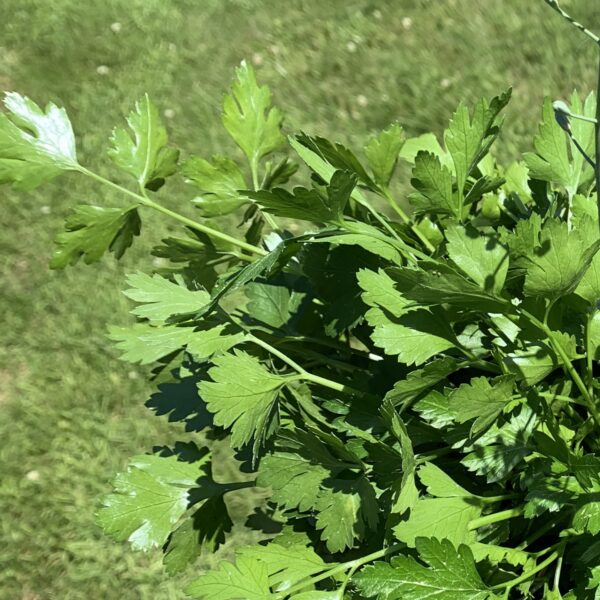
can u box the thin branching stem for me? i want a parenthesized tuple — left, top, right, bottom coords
(78, 167, 267, 256)
(542, 0, 600, 44)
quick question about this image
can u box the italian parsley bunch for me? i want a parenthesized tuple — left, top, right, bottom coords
(3, 55, 600, 600)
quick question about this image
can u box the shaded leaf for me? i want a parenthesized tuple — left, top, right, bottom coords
(183, 155, 248, 217)
(50, 205, 140, 269)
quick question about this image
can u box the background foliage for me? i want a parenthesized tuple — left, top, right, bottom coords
(1, 0, 599, 598)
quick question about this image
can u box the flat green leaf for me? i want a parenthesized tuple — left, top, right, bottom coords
(445, 224, 508, 295)
(524, 472, 581, 518)
(469, 543, 533, 569)
(292, 132, 375, 189)
(50, 205, 140, 269)
(414, 391, 456, 429)
(392, 264, 510, 313)
(244, 277, 307, 331)
(163, 495, 233, 575)
(410, 151, 456, 217)
(96, 453, 210, 551)
(199, 350, 285, 449)
(576, 249, 600, 305)
(418, 463, 473, 498)
(525, 94, 596, 196)
(0, 92, 78, 190)
(291, 593, 341, 600)
(399, 132, 454, 171)
(198, 238, 302, 318)
(364, 122, 405, 187)
(385, 358, 460, 406)
(257, 450, 330, 513)
(249, 170, 355, 223)
(587, 311, 600, 361)
(444, 90, 511, 196)
(315, 477, 379, 553)
(355, 537, 494, 600)
(462, 407, 536, 483)
(222, 61, 284, 167)
(186, 554, 273, 599)
(257, 431, 376, 551)
(573, 499, 600, 535)
(523, 218, 600, 298)
(393, 497, 480, 548)
(369, 308, 457, 366)
(463, 176, 505, 207)
(109, 322, 242, 365)
(123, 272, 210, 323)
(183, 155, 248, 216)
(381, 401, 418, 515)
(109, 94, 178, 188)
(109, 323, 191, 364)
(502, 341, 561, 386)
(185, 323, 246, 360)
(238, 542, 329, 592)
(358, 268, 412, 318)
(311, 221, 404, 265)
(448, 375, 515, 438)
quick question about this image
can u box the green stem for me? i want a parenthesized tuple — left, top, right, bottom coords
(249, 335, 309, 375)
(248, 335, 365, 395)
(519, 308, 600, 428)
(490, 548, 562, 591)
(382, 188, 435, 253)
(275, 543, 403, 599)
(478, 493, 521, 505)
(248, 156, 279, 229)
(467, 507, 523, 531)
(79, 167, 267, 257)
(585, 309, 596, 399)
(518, 516, 562, 550)
(596, 45, 600, 227)
(553, 546, 564, 592)
(542, 0, 600, 44)
(538, 392, 589, 409)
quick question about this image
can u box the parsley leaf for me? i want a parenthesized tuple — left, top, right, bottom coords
(524, 94, 596, 196)
(109, 94, 178, 189)
(0, 92, 79, 190)
(123, 272, 210, 323)
(445, 224, 508, 295)
(448, 375, 515, 438)
(523, 218, 600, 298)
(97, 451, 210, 551)
(444, 90, 511, 198)
(410, 151, 456, 217)
(186, 554, 273, 599)
(355, 537, 495, 600)
(199, 350, 286, 450)
(222, 61, 284, 169)
(364, 122, 405, 187)
(183, 155, 248, 217)
(50, 205, 140, 268)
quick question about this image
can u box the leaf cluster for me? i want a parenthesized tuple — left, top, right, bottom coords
(4, 61, 600, 599)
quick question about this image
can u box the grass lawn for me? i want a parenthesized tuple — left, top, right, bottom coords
(1, 0, 598, 597)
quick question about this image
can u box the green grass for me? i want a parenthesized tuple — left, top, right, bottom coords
(1, 0, 599, 597)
